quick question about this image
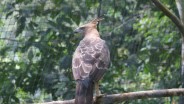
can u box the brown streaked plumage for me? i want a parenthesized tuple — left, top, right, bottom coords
(72, 18, 110, 104)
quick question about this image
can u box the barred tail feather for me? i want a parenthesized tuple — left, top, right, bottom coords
(75, 80, 94, 104)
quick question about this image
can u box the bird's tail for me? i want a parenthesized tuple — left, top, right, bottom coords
(75, 79, 94, 104)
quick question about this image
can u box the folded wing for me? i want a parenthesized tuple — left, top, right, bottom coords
(72, 38, 110, 82)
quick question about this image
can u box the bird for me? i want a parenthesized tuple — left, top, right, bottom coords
(72, 18, 110, 104)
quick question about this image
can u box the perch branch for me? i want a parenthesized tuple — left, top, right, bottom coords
(39, 88, 184, 104)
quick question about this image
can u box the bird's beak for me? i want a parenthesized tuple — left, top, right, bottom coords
(74, 28, 80, 33)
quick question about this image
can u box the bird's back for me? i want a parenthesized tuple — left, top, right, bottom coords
(72, 37, 110, 82)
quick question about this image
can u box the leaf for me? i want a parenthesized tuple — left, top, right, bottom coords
(5, 10, 14, 19)
(0, 47, 10, 56)
(48, 20, 57, 27)
(59, 56, 72, 69)
(28, 21, 38, 30)
(16, 16, 26, 36)
(28, 48, 33, 61)
(71, 11, 81, 25)
(15, 0, 24, 3)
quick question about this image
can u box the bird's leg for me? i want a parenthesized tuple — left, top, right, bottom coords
(95, 82, 101, 96)
(94, 82, 104, 103)
(94, 82, 99, 103)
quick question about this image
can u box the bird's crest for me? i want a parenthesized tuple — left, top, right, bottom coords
(90, 17, 104, 25)
(74, 17, 104, 34)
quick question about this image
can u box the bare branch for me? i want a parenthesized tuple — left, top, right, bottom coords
(150, 0, 184, 35)
(39, 88, 184, 104)
(176, 0, 184, 23)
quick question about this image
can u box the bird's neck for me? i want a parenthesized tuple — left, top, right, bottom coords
(83, 28, 100, 39)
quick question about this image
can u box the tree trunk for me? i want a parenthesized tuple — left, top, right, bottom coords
(180, 37, 184, 104)
(176, 0, 184, 103)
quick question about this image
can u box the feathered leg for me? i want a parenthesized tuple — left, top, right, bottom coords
(95, 82, 101, 96)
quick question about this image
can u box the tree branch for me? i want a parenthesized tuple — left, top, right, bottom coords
(150, 0, 184, 35)
(39, 88, 184, 104)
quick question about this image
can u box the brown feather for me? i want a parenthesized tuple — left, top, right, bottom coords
(90, 18, 104, 24)
(75, 80, 94, 104)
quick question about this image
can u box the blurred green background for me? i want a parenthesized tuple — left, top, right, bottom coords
(0, 0, 181, 103)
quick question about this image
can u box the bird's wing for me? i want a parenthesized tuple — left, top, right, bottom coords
(72, 38, 110, 81)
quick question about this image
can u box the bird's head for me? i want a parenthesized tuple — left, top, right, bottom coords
(74, 18, 104, 35)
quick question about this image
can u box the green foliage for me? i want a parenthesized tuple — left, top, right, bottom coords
(0, 0, 181, 103)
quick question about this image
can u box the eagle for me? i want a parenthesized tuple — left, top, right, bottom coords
(72, 18, 110, 104)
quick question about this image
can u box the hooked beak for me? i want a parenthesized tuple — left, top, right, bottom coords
(74, 28, 80, 33)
